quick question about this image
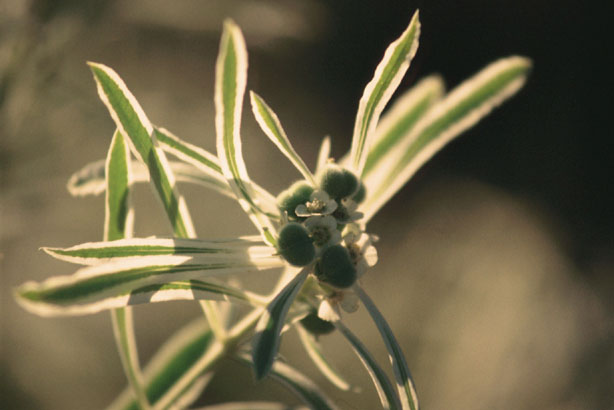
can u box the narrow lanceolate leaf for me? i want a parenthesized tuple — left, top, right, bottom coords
(15, 252, 284, 317)
(215, 20, 277, 245)
(105, 130, 134, 242)
(335, 321, 402, 410)
(252, 268, 309, 380)
(362, 75, 444, 176)
(363, 56, 532, 221)
(43, 236, 266, 265)
(316, 136, 331, 174)
(350, 10, 421, 175)
(108, 319, 214, 410)
(104, 130, 150, 409)
(250, 92, 316, 185)
(235, 353, 339, 410)
(88, 62, 195, 238)
(195, 401, 307, 410)
(296, 324, 352, 392)
(354, 286, 418, 410)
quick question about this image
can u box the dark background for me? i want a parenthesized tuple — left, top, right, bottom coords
(2, 1, 611, 409)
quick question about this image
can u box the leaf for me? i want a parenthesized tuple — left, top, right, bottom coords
(15, 252, 284, 316)
(335, 320, 402, 410)
(88, 62, 195, 238)
(315, 136, 331, 174)
(362, 56, 532, 221)
(104, 130, 150, 409)
(362, 75, 444, 176)
(250, 91, 316, 185)
(215, 20, 277, 245)
(349, 10, 421, 175)
(235, 353, 339, 410)
(43, 236, 266, 265)
(296, 325, 353, 392)
(251, 268, 309, 379)
(108, 319, 214, 410)
(354, 286, 418, 410)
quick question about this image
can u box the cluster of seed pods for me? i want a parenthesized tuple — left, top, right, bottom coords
(276, 164, 368, 291)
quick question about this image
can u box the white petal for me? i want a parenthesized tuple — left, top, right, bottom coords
(317, 299, 341, 322)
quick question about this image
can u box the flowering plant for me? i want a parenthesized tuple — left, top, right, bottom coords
(15, 10, 530, 410)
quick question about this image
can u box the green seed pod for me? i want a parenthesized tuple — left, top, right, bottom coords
(319, 166, 358, 199)
(278, 223, 315, 266)
(352, 182, 366, 204)
(277, 181, 314, 219)
(315, 244, 357, 289)
(300, 312, 336, 335)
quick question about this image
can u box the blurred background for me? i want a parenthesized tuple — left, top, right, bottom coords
(1, 0, 611, 409)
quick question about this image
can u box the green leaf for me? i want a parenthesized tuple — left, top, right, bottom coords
(235, 353, 339, 410)
(252, 268, 309, 379)
(215, 20, 277, 245)
(104, 130, 150, 409)
(335, 320, 402, 410)
(15, 252, 283, 316)
(362, 75, 444, 176)
(43, 236, 266, 265)
(349, 10, 421, 175)
(363, 56, 531, 221)
(315, 136, 331, 174)
(296, 324, 353, 392)
(108, 319, 215, 410)
(88, 62, 195, 238)
(354, 286, 418, 410)
(250, 91, 316, 185)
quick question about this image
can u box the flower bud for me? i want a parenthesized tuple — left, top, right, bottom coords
(319, 166, 358, 200)
(300, 312, 336, 335)
(277, 223, 316, 266)
(277, 181, 314, 219)
(315, 244, 357, 288)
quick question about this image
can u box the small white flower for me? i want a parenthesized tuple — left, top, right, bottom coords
(332, 198, 364, 223)
(317, 289, 360, 322)
(304, 215, 342, 248)
(295, 190, 337, 217)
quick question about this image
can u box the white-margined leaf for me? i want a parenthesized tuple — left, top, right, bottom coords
(105, 130, 150, 409)
(15, 252, 283, 317)
(316, 136, 331, 174)
(108, 319, 214, 410)
(252, 268, 309, 380)
(250, 91, 316, 185)
(361, 75, 445, 177)
(235, 353, 339, 410)
(354, 285, 418, 410)
(89, 62, 195, 238)
(363, 56, 531, 221)
(335, 320, 402, 410)
(296, 324, 353, 392)
(43, 236, 266, 265)
(215, 20, 277, 245)
(349, 10, 420, 175)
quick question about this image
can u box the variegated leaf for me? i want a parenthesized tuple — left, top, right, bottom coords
(363, 56, 531, 221)
(350, 10, 420, 175)
(215, 20, 277, 245)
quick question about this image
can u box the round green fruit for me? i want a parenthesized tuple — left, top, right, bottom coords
(300, 312, 336, 335)
(277, 223, 315, 266)
(276, 181, 314, 219)
(352, 182, 366, 204)
(319, 166, 358, 199)
(315, 244, 357, 288)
